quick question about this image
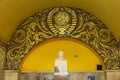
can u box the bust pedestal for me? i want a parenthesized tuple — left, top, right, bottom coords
(54, 75, 69, 80)
(54, 51, 69, 80)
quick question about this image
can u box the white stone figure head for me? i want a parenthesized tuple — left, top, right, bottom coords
(58, 50, 64, 58)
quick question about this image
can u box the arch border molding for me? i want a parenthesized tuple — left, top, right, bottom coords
(6, 7, 119, 70)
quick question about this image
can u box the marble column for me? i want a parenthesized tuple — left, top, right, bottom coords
(4, 70, 20, 80)
(107, 70, 120, 80)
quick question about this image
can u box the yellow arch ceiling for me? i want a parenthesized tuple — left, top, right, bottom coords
(20, 39, 105, 71)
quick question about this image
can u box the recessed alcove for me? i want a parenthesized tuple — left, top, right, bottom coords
(19, 38, 106, 80)
(20, 38, 105, 71)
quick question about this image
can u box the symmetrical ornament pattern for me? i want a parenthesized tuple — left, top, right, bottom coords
(6, 7, 119, 70)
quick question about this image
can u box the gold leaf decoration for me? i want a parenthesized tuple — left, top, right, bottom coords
(0, 39, 7, 69)
(6, 7, 119, 70)
(0, 48, 5, 69)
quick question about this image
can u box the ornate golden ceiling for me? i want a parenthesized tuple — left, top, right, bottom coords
(5, 7, 119, 70)
(0, 0, 120, 41)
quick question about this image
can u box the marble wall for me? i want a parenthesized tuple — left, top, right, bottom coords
(4, 70, 120, 80)
(4, 70, 19, 80)
(20, 71, 105, 80)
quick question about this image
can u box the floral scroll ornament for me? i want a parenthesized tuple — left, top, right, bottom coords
(6, 7, 119, 70)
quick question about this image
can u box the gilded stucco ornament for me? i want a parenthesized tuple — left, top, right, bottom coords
(0, 48, 5, 69)
(6, 7, 119, 70)
(0, 39, 7, 69)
